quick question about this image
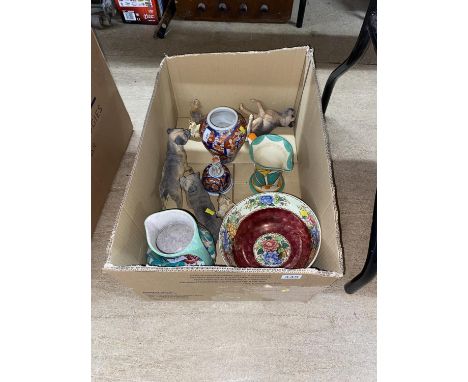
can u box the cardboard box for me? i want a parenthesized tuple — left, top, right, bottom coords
(103, 47, 344, 301)
(91, 31, 133, 233)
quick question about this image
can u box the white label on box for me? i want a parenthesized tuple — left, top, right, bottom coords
(123, 11, 137, 21)
(119, 0, 152, 8)
(281, 275, 302, 280)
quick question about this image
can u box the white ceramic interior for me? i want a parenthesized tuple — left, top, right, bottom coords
(252, 139, 291, 170)
(144, 210, 196, 256)
(207, 107, 238, 131)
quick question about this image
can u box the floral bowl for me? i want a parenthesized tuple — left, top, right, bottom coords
(218, 192, 321, 268)
(233, 208, 312, 268)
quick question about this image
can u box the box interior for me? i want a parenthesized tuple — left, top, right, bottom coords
(106, 47, 343, 276)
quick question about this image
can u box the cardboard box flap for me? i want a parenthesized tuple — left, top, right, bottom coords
(295, 55, 344, 274)
(91, 30, 133, 232)
(166, 47, 309, 117)
(107, 60, 177, 265)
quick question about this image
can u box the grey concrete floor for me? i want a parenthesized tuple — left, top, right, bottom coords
(93, 1, 376, 380)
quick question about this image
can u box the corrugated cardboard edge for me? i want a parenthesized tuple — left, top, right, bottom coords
(103, 47, 344, 278)
(91, 30, 134, 233)
(103, 57, 168, 263)
(305, 48, 345, 276)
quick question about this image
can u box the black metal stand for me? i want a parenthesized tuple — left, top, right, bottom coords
(296, 0, 307, 28)
(321, 0, 377, 114)
(344, 193, 377, 293)
(153, 0, 176, 39)
(320, 0, 377, 293)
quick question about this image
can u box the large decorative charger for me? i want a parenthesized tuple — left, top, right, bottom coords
(218, 193, 321, 269)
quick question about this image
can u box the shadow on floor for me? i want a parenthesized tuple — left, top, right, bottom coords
(94, 20, 376, 65)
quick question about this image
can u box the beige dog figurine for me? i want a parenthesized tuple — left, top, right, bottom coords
(240, 99, 295, 136)
(159, 128, 191, 209)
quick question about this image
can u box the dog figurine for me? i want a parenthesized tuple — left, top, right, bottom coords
(239, 99, 295, 136)
(159, 128, 191, 209)
(180, 170, 221, 239)
(216, 194, 235, 218)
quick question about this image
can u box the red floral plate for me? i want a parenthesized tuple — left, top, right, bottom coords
(232, 208, 312, 268)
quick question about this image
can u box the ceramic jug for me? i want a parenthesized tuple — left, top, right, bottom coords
(199, 106, 247, 163)
(144, 209, 214, 266)
(249, 134, 294, 193)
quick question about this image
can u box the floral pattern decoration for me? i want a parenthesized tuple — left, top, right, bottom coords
(253, 233, 291, 267)
(219, 193, 321, 268)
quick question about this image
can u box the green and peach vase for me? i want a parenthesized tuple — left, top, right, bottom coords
(249, 134, 294, 193)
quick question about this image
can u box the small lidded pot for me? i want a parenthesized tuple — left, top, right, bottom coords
(201, 156, 232, 196)
(199, 106, 247, 163)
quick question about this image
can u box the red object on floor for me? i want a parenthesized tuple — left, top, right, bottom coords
(114, 0, 164, 24)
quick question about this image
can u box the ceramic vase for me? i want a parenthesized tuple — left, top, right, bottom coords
(248, 134, 294, 193)
(199, 107, 247, 163)
(201, 156, 233, 196)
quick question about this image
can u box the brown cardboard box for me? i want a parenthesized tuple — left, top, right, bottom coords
(91, 31, 133, 233)
(103, 47, 344, 301)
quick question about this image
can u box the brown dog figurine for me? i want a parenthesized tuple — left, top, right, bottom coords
(239, 99, 295, 136)
(180, 169, 221, 239)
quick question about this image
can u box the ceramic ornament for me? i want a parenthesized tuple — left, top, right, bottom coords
(239, 99, 295, 136)
(199, 106, 247, 163)
(248, 134, 294, 193)
(159, 128, 191, 209)
(188, 99, 203, 141)
(180, 169, 222, 239)
(234, 208, 311, 268)
(218, 192, 321, 269)
(188, 121, 201, 141)
(201, 156, 233, 196)
(216, 194, 235, 218)
(246, 113, 254, 135)
(190, 99, 203, 124)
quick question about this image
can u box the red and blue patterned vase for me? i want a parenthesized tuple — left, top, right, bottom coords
(199, 107, 247, 163)
(201, 156, 233, 196)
